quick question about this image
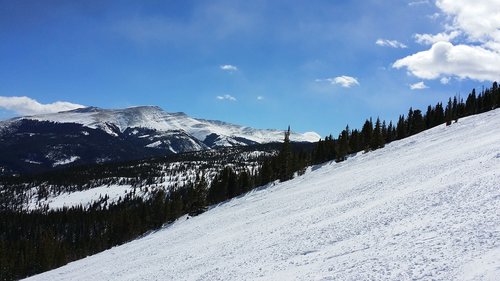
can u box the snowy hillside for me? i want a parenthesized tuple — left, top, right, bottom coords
(25, 109, 500, 281)
(17, 106, 320, 145)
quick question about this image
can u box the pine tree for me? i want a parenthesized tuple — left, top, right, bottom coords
(407, 108, 414, 134)
(336, 126, 350, 161)
(371, 118, 385, 149)
(452, 96, 459, 122)
(361, 119, 373, 151)
(445, 98, 453, 126)
(279, 126, 293, 181)
(396, 115, 407, 140)
(433, 102, 445, 127)
(411, 109, 425, 134)
(187, 173, 208, 215)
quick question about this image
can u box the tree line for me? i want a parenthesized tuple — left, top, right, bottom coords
(312, 82, 499, 164)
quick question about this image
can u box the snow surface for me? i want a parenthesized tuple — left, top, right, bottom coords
(28, 185, 134, 211)
(18, 106, 320, 144)
(52, 156, 80, 167)
(145, 140, 163, 148)
(25, 110, 500, 281)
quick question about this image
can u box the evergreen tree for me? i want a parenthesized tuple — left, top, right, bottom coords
(361, 119, 373, 151)
(396, 115, 407, 140)
(336, 126, 350, 161)
(445, 98, 453, 126)
(371, 118, 385, 149)
(433, 103, 445, 127)
(411, 109, 425, 134)
(407, 108, 414, 134)
(278, 126, 293, 181)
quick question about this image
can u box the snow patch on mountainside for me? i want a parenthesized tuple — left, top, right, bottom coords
(145, 140, 163, 148)
(24, 109, 500, 281)
(52, 156, 79, 167)
(28, 185, 135, 211)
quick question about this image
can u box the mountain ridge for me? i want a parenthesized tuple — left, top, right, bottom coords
(0, 106, 319, 175)
(12, 105, 320, 144)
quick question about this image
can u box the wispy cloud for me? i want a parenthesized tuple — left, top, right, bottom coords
(410, 81, 428, 90)
(427, 13, 440, 20)
(256, 96, 264, 100)
(408, 0, 430, 6)
(440, 77, 450, 84)
(415, 31, 460, 45)
(111, 2, 262, 46)
(376, 39, 407, 48)
(317, 76, 360, 88)
(220, 64, 238, 71)
(0, 96, 84, 116)
(216, 94, 237, 101)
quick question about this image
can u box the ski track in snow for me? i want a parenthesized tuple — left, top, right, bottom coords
(25, 110, 500, 281)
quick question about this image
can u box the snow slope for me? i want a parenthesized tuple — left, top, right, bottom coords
(27, 185, 135, 211)
(17, 106, 320, 144)
(25, 109, 500, 281)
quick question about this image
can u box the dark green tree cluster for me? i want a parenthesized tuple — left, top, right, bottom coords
(206, 167, 256, 204)
(257, 128, 309, 185)
(312, 82, 499, 164)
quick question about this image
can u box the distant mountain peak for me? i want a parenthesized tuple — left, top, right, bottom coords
(17, 105, 320, 145)
(0, 104, 320, 174)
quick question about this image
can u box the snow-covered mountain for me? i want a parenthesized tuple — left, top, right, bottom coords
(24, 109, 500, 281)
(18, 106, 320, 145)
(0, 106, 319, 174)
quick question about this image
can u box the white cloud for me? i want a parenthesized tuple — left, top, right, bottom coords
(427, 13, 441, 20)
(394, 0, 500, 82)
(256, 96, 264, 100)
(409, 0, 430, 6)
(0, 96, 84, 116)
(318, 76, 360, 88)
(436, 0, 500, 44)
(220, 64, 238, 71)
(375, 39, 407, 48)
(393, 41, 500, 81)
(415, 31, 460, 45)
(440, 77, 450, 84)
(410, 81, 429, 90)
(216, 94, 237, 101)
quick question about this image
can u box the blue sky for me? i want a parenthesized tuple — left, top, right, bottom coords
(1, 0, 499, 137)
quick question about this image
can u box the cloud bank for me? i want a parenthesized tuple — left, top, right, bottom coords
(0, 96, 84, 116)
(394, 0, 500, 82)
(394, 41, 500, 81)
